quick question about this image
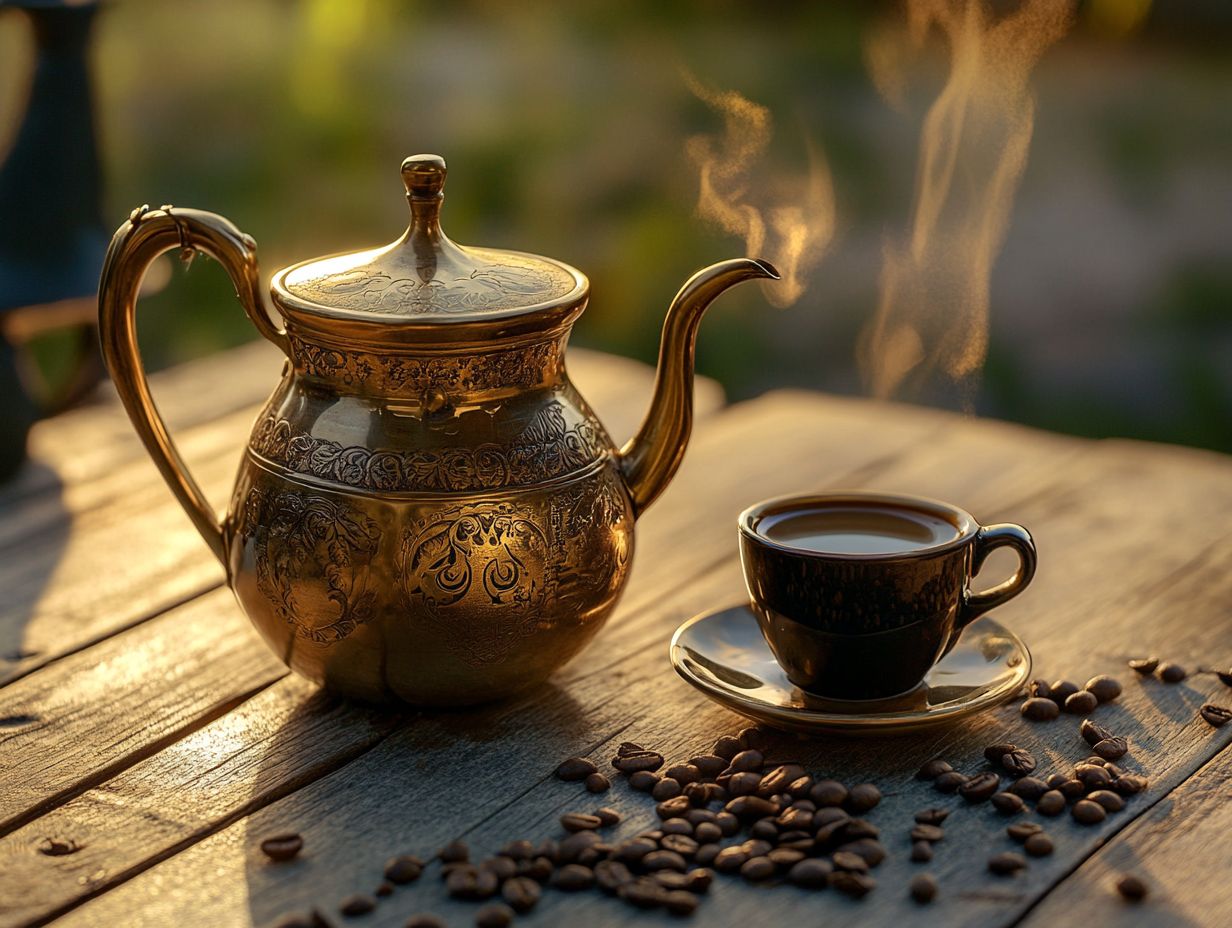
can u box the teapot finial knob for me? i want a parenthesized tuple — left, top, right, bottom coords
(401, 154, 447, 199)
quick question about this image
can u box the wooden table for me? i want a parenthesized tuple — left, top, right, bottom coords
(2, 342, 1231, 928)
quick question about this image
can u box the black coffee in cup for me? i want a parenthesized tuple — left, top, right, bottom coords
(739, 492, 1036, 700)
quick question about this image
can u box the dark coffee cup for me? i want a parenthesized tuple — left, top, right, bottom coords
(738, 492, 1036, 701)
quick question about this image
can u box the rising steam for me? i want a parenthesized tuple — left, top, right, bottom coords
(859, 0, 1074, 401)
(685, 75, 835, 308)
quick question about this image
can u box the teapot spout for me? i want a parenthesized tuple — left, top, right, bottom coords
(618, 257, 780, 517)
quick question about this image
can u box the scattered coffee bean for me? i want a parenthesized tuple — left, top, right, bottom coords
(616, 741, 645, 756)
(1216, 669, 1232, 687)
(1010, 777, 1049, 801)
(916, 759, 953, 780)
(910, 823, 945, 842)
(983, 742, 1017, 764)
(712, 735, 741, 759)
(713, 846, 749, 873)
(725, 795, 779, 821)
(551, 864, 595, 891)
(628, 770, 659, 792)
(1002, 748, 1037, 777)
(613, 750, 665, 773)
(260, 833, 304, 863)
(663, 889, 699, 915)
(847, 783, 881, 812)
(960, 772, 1001, 803)
(592, 807, 620, 827)
(1050, 680, 1081, 703)
(438, 840, 469, 863)
(788, 857, 833, 888)
(665, 763, 701, 785)
(375, 883, 394, 898)
(689, 754, 727, 778)
(1072, 799, 1107, 824)
(501, 876, 541, 912)
(934, 771, 968, 793)
(447, 867, 499, 900)
(1028, 679, 1053, 699)
(38, 838, 82, 857)
(914, 808, 950, 825)
(829, 870, 876, 898)
(1037, 790, 1066, 816)
(1200, 704, 1232, 728)
(1113, 773, 1148, 795)
(1093, 737, 1129, 761)
(1008, 822, 1045, 842)
(685, 867, 714, 893)
(988, 851, 1027, 875)
(556, 757, 598, 781)
(561, 812, 603, 833)
(585, 772, 611, 794)
(909, 872, 938, 903)
(749, 819, 778, 841)
(740, 856, 776, 882)
(475, 904, 514, 928)
(656, 796, 692, 821)
(384, 855, 424, 884)
(1087, 789, 1126, 812)
(1024, 833, 1054, 857)
(1159, 662, 1187, 683)
(1085, 675, 1122, 703)
(832, 850, 870, 873)
(1128, 657, 1159, 675)
(1116, 874, 1149, 901)
(339, 894, 376, 917)
(1065, 690, 1099, 714)
(911, 841, 933, 862)
(652, 778, 683, 801)
(730, 749, 764, 772)
(991, 792, 1027, 815)
(618, 878, 666, 909)
(1022, 697, 1060, 721)
(1080, 718, 1115, 746)
(405, 916, 447, 928)
(810, 779, 848, 806)
(1059, 776, 1091, 797)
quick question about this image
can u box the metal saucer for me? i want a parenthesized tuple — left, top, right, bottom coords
(670, 603, 1031, 735)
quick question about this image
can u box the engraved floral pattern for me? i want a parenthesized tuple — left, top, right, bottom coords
(250, 403, 608, 494)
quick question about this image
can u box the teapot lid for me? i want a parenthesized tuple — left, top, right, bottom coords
(272, 155, 586, 329)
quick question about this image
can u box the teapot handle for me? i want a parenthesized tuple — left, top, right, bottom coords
(97, 205, 286, 565)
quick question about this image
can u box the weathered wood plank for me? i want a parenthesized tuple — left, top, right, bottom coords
(1018, 741, 1232, 928)
(0, 346, 721, 685)
(46, 397, 1232, 927)
(0, 589, 286, 835)
(0, 676, 396, 927)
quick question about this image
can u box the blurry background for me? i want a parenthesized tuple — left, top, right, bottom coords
(1, 0, 1229, 452)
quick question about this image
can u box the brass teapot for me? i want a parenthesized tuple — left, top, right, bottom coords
(98, 155, 777, 705)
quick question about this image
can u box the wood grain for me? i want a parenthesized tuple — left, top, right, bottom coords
(42, 393, 1232, 928)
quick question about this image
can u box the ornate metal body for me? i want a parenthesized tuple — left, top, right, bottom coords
(97, 155, 777, 705)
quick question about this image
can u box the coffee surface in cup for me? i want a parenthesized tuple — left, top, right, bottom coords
(758, 505, 959, 555)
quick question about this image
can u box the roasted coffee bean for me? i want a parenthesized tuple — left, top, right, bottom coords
(375, 883, 394, 898)
(1065, 690, 1099, 714)
(614, 837, 657, 865)
(725, 795, 779, 820)
(730, 749, 764, 772)
(661, 834, 699, 857)
(910, 823, 945, 842)
(1217, 669, 1232, 687)
(1116, 874, 1149, 901)
(438, 840, 469, 863)
(685, 868, 714, 894)
(1058, 777, 1090, 798)
(788, 857, 832, 888)
(501, 876, 542, 912)
(813, 806, 850, 828)
(988, 851, 1027, 875)
(1072, 799, 1107, 824)
(1003, 749, 1037, 778)
(1080, 718, 1115, 746)
(776, 806, 815, 832)
(839, 818, 880, 842)
(1087, 789, 1126, 812)
(1037, 790, 1066, 816)
(508, 857, 543, 882)
(1021, 697, 1060, 721)
(847, 783, 882, 812)
(338, 894, 376, 917)
(1128, 656, 1159, 675)
(1028, 679, 1052, 699)
(684, 808, 718, 827)
(629, 770, 659, 792)
(749, 819, 779, 841)
(767, 847, 807, 869)
(960, 772, 1001, 803)
(384, 855, 424, 884)
(644, 850, 688, 872)
(1085, 675, 1122, 702)
(617, 741, 646, 756)
(787, 775, 815, 798)
(474, 903, 514, 928)
(481, 857, 517, 881)
(916, 759, 953, 780)
(656, 796, 692, 821)
(531, 838, 557, 863)
(759, 764, 806, 796)
(1159, 662, 1187, 683)
(664, 763, 701, 785)
(688, 754, 727, 779)
(1050, 680, 1080, 703)
(1200, 704, 1232, 727)
(650, 873, 694, 893)
(934, 770, 968, 793)
(829, 870, 876, 898)
(911, 841, 933, 862)
(838, 839, 886, 867)
(739, 856, 776, 882)
(662, 890, 699, 915)
(585, 772, 611, 793)
(728, 771, 763, 797)
(448, 867, 499, 900)
(737, 726, 769, 750)
(713, 846, 750, 873)
(558, 831, 601, 863)
(613, 750, 665, 774)
(810, 779, 849, 806)
(983, 742, 1017, 764)
(404, 916, 447, 928)
(687, 821, 718, 845)
(907, 810, 945, 829)
(694, 843, 720, 866)
(552, 864, 596, 891)
(1025, 832, 1054, 857)
(1003, 819, 1042, 841)
(712, 735, 742, 760)
(260, 834, 304, 862)
(1114, 773, 1148, 795)
(561, 812, 603, 833)
(556, 757, 598, 782)
(742, 838, 774, 857)
(991, 792, 1027, 815)
(619, 878, 667, 909)
(588, 807, 619, 828)
(705, 812, 734, 838)
(909, 872, 938, 903)
(831, 850, 869, 873)
(652, 778, 683, 801)
(1010, 777, 1049, 801)
(1094, 737, 1129, 761)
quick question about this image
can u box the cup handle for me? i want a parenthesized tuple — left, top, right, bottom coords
(958, 523, 1037, 629)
